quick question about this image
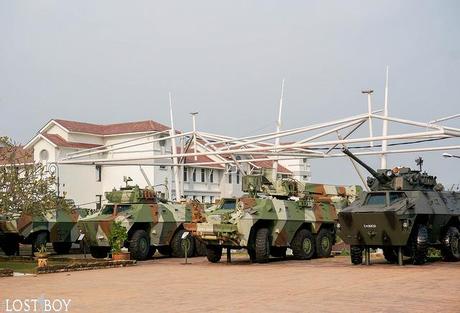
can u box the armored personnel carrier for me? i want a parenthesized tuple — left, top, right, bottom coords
(78, 184, 206, 260)
(0, 201, 87, 256)
(184, 171, 361, 263)
(337, 148, 460, 265)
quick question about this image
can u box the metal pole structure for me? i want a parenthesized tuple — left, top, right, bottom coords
(362, 90, 374, 147)
(169, 92, 182, 200)
(381, 66, 389, 169)
(273, 79, 285, 182)
(190, 112, 198, 161)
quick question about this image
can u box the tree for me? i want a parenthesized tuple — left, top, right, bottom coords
(0, 136, 68, 217)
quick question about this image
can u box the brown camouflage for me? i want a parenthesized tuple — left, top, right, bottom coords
(185, 174, 361, 263)
(78, 186, 206, 260)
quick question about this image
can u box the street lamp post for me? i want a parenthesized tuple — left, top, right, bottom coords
(47, 162, 60, 196)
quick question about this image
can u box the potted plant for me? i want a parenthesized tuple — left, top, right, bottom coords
(109, 221, 130, 261)
(34, 245, 49, 268)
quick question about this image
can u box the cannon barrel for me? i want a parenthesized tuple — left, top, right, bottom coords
(342, 148, 388, 183)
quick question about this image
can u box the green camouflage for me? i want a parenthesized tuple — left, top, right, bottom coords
(185, 173, 361, 263)
(337, 148, 460, 265)
(0, 203, 88, 255)
(78, 185, 206, 260)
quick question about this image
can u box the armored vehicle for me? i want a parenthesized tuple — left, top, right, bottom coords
(78, 185, 206, 260)
(337, 148, 460, 265)
(184, 171, 361, 263)
(0, 202, 87, 256)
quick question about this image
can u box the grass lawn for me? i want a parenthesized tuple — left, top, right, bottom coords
(0, 260, 69, 274)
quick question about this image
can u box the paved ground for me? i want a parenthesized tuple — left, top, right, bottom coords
(1, 254, 459, 313)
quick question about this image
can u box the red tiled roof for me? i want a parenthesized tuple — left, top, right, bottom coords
(53, 119, 170, 135)
(43, 134, 103, 149)
(177, 148, 224, 169)
(250, 160, 292, 174)
(0, 146, 34, 165)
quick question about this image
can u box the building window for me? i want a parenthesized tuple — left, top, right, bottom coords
(183, 168, 188, 182)
(209, 170, 214, 183)
(303, 158, 308, 163)
(96, 195, 102, 210)
(201, 196, 205, 203)
(192, 169, 197, 182)
(210, 196, 214, 203)
(236, 170, 240, 184)
(201, 168, 205, 182)
(95, 165, 102, 182)
(228, 173, 232, 184)
(160, 165, 166, 170)
(39, 149, 49, 162)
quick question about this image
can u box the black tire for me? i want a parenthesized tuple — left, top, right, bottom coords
(291, 228, 315, 260)
(32, 231, 48, 253)
(383, 247, 398, 264)
(254, 227, 270, 263)
(350, 246, 363, 265)
(52, 242, 72, 255)
(316, 228, 333, 258)
(157, 245, 172, 256)
(270, 246, 287, 258)
(441, 226, 460, 262)
(206, 245, 222, 263)
(129, 229, 151, 260)
(0, 236, 19, 256)
(90, 246, 109, 258)
(194, 238, 207, 256)
(171, 229, 195, 258)
(410, 224, 428, 265)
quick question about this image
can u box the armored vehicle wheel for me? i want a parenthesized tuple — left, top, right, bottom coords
(194, 238, 207, 256)
(157, 245, 172, 256)
(441, 226, 460, 261)
(383, 247, 398, 264)
(90, 246, 109, 258)
(32, 231, 48, 253)
(291, 228, 315, 260)
(129, 229, 151, 260)
(270, 246, 287, 258)
(52, 242, 72, 254)
(171, 229, 195, 258)
(0, 239, 19, 256)
(350, 246, 363, 265)
(254, 227, 270, 263)
(409, 225, 428, 265)
(206, 245, 222, 263)
(316, 228, 333, 258)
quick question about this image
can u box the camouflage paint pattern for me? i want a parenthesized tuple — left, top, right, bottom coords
(78, 186, 204, 251)
(0, 206, 88, 254)
(185, 177, 361, 251)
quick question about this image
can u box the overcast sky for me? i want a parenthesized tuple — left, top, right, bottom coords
(1, 1, 459, 186)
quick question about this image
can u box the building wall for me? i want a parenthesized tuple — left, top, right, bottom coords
(279, 158, 311, 182)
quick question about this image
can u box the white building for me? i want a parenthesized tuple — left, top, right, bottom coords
(24, 119, 308, 210)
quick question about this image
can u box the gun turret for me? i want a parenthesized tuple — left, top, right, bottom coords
(342, 148, 390, 185)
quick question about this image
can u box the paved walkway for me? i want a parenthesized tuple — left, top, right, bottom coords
(1, 255, 459, 313)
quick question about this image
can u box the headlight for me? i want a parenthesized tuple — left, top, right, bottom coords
(402, 220, 409, 229)
(336, 223, 341, 230)
(386, 170, 393, 177)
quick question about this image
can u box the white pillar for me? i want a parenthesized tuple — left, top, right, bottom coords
(273, 79, 285, 181)
(169, 92, 181, 200)
(381, 67, 389, 169)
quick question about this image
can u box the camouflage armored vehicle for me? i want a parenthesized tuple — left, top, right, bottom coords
(0, 202, 87, 256)
(337, 148, 460, 265)
(184, 171, 361, 263)
(78, 185, 206, 260)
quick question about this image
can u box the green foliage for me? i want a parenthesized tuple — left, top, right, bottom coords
(0, 136, 69, 217)
(427, 247, 442, 258)
(109, 221, 128, 253)
(340, 248, 350, 256)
